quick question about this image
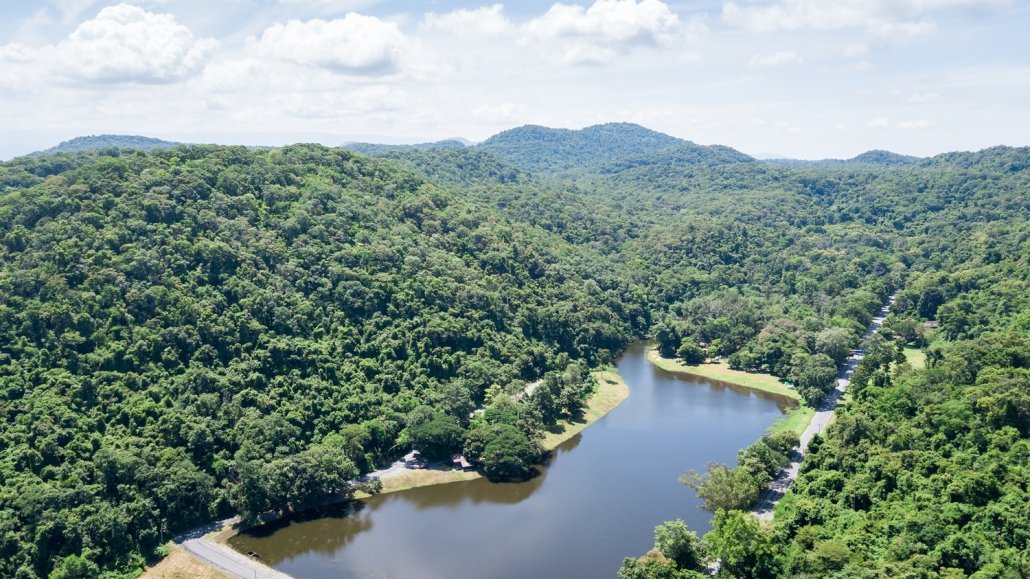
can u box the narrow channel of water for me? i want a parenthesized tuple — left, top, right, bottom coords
(230, 342, 793, 578)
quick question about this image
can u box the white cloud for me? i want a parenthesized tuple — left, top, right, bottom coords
(843, 42, 868, 58)
(898, 119, 931, 129)
(424, 4, 512, 37)
(0, 43, 35, 64)
(55, 4, 217, 82)
(522, 0, 683, 65)
(722, 0, 1007, 37)
(906, 91, 940, 103)
(866, 117, 931, 130)
(249, 13, 408, 76)
(749, 50, 803, 67)
(473, 102, 530, 123)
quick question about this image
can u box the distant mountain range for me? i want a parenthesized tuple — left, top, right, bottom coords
(764, 149, 923, 167)
(28, 135, 183, 156)
(343, 139, 468, 156)
(25, 126, 929, 172)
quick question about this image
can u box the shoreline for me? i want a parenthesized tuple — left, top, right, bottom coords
(360, 368, 630, 497)
(149, 368, 631, 578)
(645, 348, 814, 436)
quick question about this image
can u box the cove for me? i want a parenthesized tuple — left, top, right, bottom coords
(229, 342, 794, 578)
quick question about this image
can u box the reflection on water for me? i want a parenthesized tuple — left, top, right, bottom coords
(230, 342, 790, 579)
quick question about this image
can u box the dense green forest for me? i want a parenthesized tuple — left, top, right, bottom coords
(29, 135, 183, 158)
(1, 124, 1027, 577)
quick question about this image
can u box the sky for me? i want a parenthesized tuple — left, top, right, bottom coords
(1, 0, 1028, 160)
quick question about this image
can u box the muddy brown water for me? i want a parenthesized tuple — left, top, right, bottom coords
(230, 342, 793, 578)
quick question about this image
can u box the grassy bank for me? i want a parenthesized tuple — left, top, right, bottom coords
(646, 348, 814, 436)
(541, 369, 630, 449)
(765, 406, 815, 436)
(359, 368, 630, 498)
(646, 348, 801, 401)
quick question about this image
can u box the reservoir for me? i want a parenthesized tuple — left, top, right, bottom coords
(230, 342, 793, 578)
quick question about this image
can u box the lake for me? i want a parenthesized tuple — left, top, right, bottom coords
(230, 342, 793, 578)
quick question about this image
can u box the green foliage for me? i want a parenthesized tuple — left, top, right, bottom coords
(619, 552, 705, 579)
(706, 510, 783, 579)
(790, 352, 838, 405)
(3, 126, 1029, 577)
(776, 247, 1030, 576)
(681, 463, 763, 513)
(408, 413, 465, 462)
(0, 144, 639, 576)
(675, 341, 706, 365)
(654, 519, 707, 571)
(29, 134, 181, 157)
(478, 123, 690, 173)
(479, 424, 540, 480)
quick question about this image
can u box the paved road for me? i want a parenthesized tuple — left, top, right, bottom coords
(177, 518, 291, 579)
(753, 294, 896, 521)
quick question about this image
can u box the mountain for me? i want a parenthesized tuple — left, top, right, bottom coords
(3, 131, 1028, 579)
(343, 139, 468, 155)
(849, 149, 922, 166)
(599, 142, 754, 173)
(764, 149, 922, 168)
(29, 134, 182, 156)
(476, 122, 686, 173)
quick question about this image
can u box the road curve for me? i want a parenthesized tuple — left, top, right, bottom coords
(176, 518, 291, 579)
(753, 294, 896, 521)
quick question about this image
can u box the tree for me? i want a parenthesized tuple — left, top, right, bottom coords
(619, 551, 703, 579)
(408, 414, 465, 462)
(680, 463, 762, 512)
(676, 341, 706, 365)
(480, 424, 540, 480)
(791, 352, 838, 405)
(705, 510, 782, 579)
(50, 555, 100, 579)
(654, 520, 706, 571)
(814, 327, 854, 365)
(654, 321, 681, 358)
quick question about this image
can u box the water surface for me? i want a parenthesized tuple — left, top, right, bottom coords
(231, 342, 792, 578)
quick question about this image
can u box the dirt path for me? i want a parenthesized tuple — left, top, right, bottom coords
(753, 294, 896, 521)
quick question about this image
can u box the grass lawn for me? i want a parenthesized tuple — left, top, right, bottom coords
(646, 348, 801, 401)
(766, 405, 815, 436)
(356, 468, 483, 497)
(903, 347, 926, 369)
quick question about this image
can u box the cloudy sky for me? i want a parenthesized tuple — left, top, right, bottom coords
(1, 0, 1027, 159)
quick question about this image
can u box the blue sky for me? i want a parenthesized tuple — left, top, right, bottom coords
(1, 0, 1027, 159)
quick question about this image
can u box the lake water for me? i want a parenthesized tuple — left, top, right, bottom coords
(230, 342, 793, 578)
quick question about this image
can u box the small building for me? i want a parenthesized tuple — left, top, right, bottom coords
(923, 320, 940, 329)
(451, 454, 473, 470)
(403, 450, 421, 464)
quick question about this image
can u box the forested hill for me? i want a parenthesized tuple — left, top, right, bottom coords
(343, 139, 468, 156)
(1, 131, 1028, 578)
(766, 149, 922, 167)
(0, 144, 645, 577)
(29, 135, 182, 157)
(476, 122, 689, 173)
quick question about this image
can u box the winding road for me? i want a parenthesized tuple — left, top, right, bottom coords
(753, 294, 896, 521)
(177, 518, 291, 579)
